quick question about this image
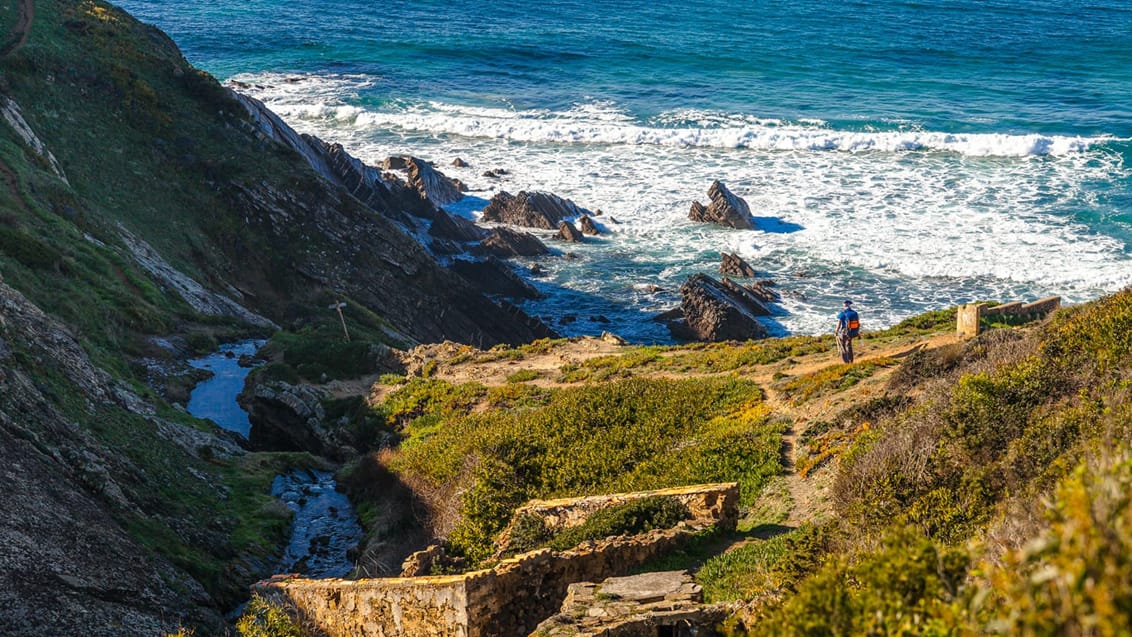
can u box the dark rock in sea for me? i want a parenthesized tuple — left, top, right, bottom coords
(579, 215, 602, 236)
(483, 168, 509, 178)
(451, 157, 469, 168)
(237, 353, 257, 368)
(476, 227, 550, 258)
(592, 209, 603, 216)
(560, 314, 578, 325)
(667, 273, 770, 342)
(590, 315, 611, 324)
(557, 220, 584, 242)
(689, 180, 756, 230)
(565, 252, 578, 260)
(652, 307, 684, 322)
(720, 252, 757, 278)
(449, 258, 543, 300)
(530, 263, 545, 276)
(405, 156, 466, 206)
(609, 216, 620, 224)
(381, 156, 408, 170)
(428, 207, 486, 244)
(482, 190, 591, 229)
(745, 279, 781, 304)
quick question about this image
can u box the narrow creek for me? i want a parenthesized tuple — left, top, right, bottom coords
(186, 340, 364, 578)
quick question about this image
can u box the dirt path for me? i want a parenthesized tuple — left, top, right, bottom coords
(380, 330, 960, 529)
(1, 0, 34, 59)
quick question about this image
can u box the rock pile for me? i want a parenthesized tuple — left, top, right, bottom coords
(665, 273, 771, 342)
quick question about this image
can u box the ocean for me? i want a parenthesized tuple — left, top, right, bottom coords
(116, 0, 1132, 342)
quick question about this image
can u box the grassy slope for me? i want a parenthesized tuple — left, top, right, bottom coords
(359, 297, 1132, 633)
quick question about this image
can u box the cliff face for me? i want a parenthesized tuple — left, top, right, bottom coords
(0, 280, 236, 635)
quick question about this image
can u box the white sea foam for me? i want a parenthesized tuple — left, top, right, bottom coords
(230, 74, 1132, 340)
(237, 82, 1117, 158)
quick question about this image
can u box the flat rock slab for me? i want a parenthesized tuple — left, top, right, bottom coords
(596, 570, 700, 603)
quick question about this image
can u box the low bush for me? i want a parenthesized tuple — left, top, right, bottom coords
(385, 376, 777, 563)
(548, 496, 690, 551)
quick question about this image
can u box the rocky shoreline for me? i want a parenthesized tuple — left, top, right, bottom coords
(238, 90, 787, 347)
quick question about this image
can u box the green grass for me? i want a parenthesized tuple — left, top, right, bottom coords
(385, 376, 782, 563)
(775, 357, 896, 405)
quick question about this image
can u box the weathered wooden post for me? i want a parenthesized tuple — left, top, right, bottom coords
(329, 301, 350, 342)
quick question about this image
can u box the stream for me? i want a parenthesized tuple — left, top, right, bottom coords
(186, 340, 364, 578)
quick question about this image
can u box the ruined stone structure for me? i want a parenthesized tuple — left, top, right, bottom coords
(956, 296, 1061, 338)
(254, 483, 739, 637)
(534, 570, 731, 636)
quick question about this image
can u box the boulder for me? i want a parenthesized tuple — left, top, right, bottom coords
(689, 180, 756, 229)
(557, 220, 584, 242)
(482, 190, 591, 229)
(405, 156, 465, 206)
(720, 252, 756, 278)
(667, 273, 770, 342)
(381, 156, 408, 170)
(745, 279, 781, 304)
(451, 157, 469, 168)
(578, 215, 602, 236)
(483, 168, 509, 178)
(476, 227, 550, 258)
(243, 381, 354, 459)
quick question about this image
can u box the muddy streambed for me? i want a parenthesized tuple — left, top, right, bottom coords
(186, 340, 363, 577)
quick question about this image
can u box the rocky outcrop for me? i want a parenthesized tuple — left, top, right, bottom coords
(449, 258, 543, 300)
(476, 227, 550, 258)
(688, 180, 755, 229)
(720, 252, 756, 278)
(666, 274, 770, 342)
(535, 571, 729, 637)
(243, 381, 354, 459)
(405, 156, 466, 206)
(0, 282, 249, 636)
(119, 226, 276, 328)
(557, 220, 584, 242)
(578, 215, 602, 236)
(481, 190, 591, 229)
(745, 279, 781, 304)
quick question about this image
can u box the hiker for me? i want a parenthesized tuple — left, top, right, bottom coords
(835, 299, 860, 363)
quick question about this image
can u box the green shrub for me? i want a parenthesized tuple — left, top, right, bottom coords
(983, 450, 1132, 635)
(505, 369, 541, 383)
(744, 528, 969, 636)
(236, 594, 305, 637)
(388, 377, 775, 563)
(548, 497, 690, 551)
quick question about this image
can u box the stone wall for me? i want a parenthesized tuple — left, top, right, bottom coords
(956, 296, 1061, 338)
(255, 483, 739, 637)
(254, 574, 470, 637)
(493, 483, 739, 552)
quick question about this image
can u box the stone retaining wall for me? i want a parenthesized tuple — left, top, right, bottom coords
(254, 483, 739, 637)
(493, 482, 739, 552)
(956, 296, 1060, 338)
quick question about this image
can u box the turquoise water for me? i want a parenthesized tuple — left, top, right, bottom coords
(118, 0, 1132, 341)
